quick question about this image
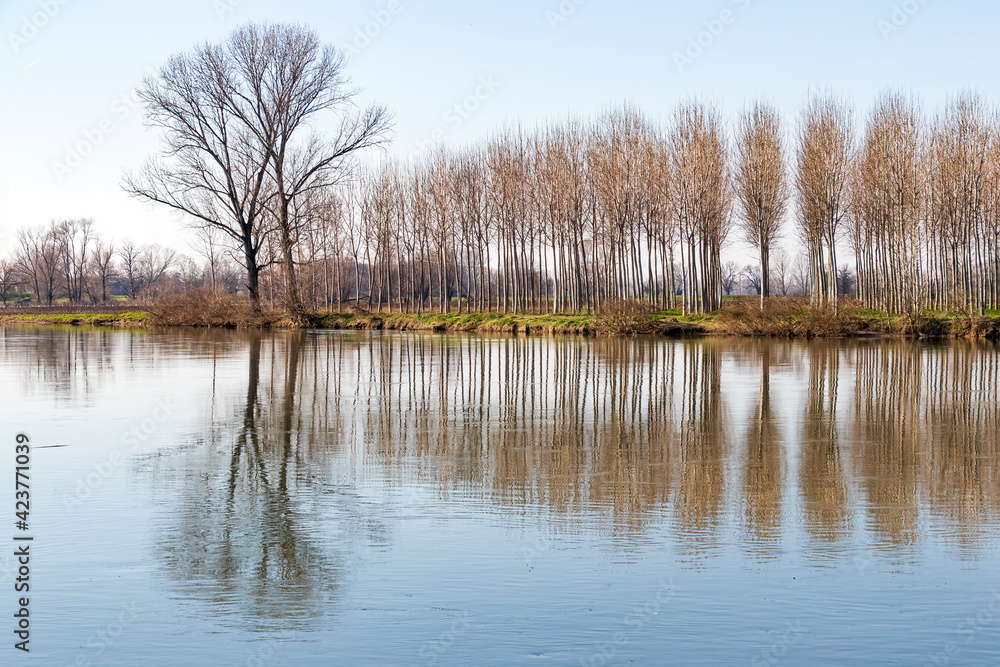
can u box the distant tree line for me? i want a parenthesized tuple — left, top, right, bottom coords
(0, 219, 243, 306)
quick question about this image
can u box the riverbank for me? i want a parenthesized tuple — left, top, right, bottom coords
(0, 309, 702, 336)
(315, 309, 1000, 340)
(0, 312, 149, 328)
(313, 311, 706, 336)
(2, 303, 999, 339)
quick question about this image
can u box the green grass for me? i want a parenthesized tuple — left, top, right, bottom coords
(313, 310, 604, 334)
(5, 302, 999, 339)
(1, 312, 148, 325)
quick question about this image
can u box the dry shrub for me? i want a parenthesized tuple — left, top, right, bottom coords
(951, 314, 1000, 340)
(596, 299, 659, 334)
(717, 302, 997, 340)
(149, 289, 261, 328)
(890, 312, 936, 336)
(715, 297, 866, 337)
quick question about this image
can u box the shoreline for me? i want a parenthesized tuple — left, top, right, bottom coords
(2, 309, 999, 340)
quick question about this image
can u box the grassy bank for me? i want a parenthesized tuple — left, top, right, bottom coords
(312, 311, 704, 337)
(708, 299, 1000, 339)
(2, 295, 998, 340)
(0, 312, 149, 328)
(314, 305, 1000, 340)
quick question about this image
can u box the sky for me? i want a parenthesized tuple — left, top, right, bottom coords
(1, 0, 998, 262)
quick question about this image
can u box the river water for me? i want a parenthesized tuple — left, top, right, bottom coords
(2, 327, 999, 666)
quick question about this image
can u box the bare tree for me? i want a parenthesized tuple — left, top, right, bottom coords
(850, 92, 924, 314)
(590, 106, 648, 304)
(138, 244, 178, 298)
(118, 241, 143, 301)
(486, 129, 533, 314)
(792, 254, 812, 296)
(125, 26, 277, 310)
(55, 219, 94, 305)
(743, 264, 763, 296)
(722, 261, 741, 296)
(231, 24, 392, 318)
(191, 226, 227, 292)
(735, 100, 787, 309)
(87, 239, 117, 304)
(118, 242, 177, 301)
(668, 101, 732, 314)
(16, 224, 62, 305)
(927, 93, 992, 314)
(796, 94, 854, 312)
(174, 255, 204, 292)
(770, 249, 792, 296)
(0, 260, 22, 305)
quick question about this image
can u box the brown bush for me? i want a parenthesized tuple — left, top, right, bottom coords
(951, 314, 1000, 340)
(714, 297, 867, 337)
(595, 299, 660, 334)
(149, 289, 263, 328)
(889, 312, 932, 336)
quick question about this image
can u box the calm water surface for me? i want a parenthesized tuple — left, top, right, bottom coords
(2, 328, 1000, 666)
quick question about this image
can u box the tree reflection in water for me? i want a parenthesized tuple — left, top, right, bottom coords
(118, 331, 1000, 626)
(153, 332, 380, 632)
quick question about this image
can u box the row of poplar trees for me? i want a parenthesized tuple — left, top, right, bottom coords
(319, 104, 731, 316)
(851, 92, 1000, 315)
(311, 93, 1000, 317)
(314, 102, 754, 316)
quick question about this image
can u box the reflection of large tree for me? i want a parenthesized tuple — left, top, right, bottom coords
(922, 344, 1000, 531)
(155, 332, 380, 630)
(674, 342, 728, 547)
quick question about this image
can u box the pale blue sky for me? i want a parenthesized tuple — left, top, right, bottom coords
(1, 0, 998, 257)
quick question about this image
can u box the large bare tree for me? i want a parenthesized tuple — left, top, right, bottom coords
(927, 93, 993, 314)
(87, 239, 117, 304)
(230, 24, 392, 317)
(54, 219, 94, 305)
(125, 26, 279, 310)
